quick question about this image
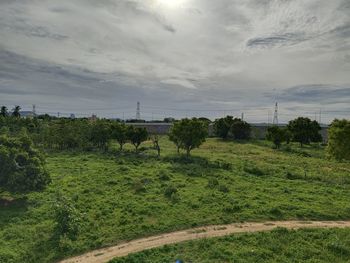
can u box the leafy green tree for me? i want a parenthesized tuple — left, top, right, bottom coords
(0, 134, 50, 192)
(12, 106, 21, 118)
(112, 123, 128, 150)
(266, 126, 287, 149)
(287, 117, 322, 147)
(231, 118, 251, 140)
(127, 126, 148, 151)
(169, 118, 208, 157)
(327, 119, 350, 160)
(0, 106, 8, 117)
(214, 116, 234, 139)
(90, 120, 112, 151)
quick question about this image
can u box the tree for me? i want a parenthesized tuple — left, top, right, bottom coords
(266, 126, 287, 149)
(0, 134, 50, 192)
(214, 116, 234, 139)
(127, 126, 148, 151)
(0, 106, 8, 117)
(12, 106, 21, 118)
(327, 119, 350, 160)
(90, 120, 112, 151)
(169, 118, 208, 157)
(230, 118, 251, 140)
(287, 117, 322, 147)
(111, 122, 128, 150)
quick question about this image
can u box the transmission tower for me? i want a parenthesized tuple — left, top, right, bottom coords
(273, 102, 278, 125)
(136, 101, 141, 120)
(32, 104, 36, 116)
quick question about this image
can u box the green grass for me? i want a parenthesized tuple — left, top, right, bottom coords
(110, 228, 350, 263)
(1, 138, 350, 262)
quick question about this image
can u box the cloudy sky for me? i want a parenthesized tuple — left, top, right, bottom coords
(0, 0, 349, 122)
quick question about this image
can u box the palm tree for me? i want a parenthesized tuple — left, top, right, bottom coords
(0, 106, 8, 117)
(12, 106, 21, 118)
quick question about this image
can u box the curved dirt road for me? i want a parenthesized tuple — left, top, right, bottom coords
(60, 220, 350, 263)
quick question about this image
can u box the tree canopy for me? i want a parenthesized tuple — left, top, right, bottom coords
(0, 134, 50, 192)
(287, 117, 322, 147)
(327, 119, 350, 160)
(169, 118, 208, 156)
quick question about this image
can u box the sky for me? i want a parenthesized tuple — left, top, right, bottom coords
(0, 0, 349, 123)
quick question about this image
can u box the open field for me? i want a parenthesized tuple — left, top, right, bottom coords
(1, 138, 350, 262)
(110, 227, 350, 263)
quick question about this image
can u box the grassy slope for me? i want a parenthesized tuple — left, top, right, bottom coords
(1, 138, 350, 262)
(110, 228, 350, 263)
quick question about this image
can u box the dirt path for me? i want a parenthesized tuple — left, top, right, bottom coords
(60, 220, 350, 263)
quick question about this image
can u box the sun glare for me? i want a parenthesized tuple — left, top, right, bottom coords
(156, 0, 187, 8)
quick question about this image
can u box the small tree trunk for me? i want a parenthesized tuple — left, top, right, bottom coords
(186, 148, 191, 157)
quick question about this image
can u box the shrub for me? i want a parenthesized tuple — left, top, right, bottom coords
(164, 185, 178, 198)
(207, 178, 219, 188)
(53, 195, 80, 242)
(218, 184, 230, 193)
(327, 119, 350, 160)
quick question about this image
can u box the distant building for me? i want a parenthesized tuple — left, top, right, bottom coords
(70, 113, 76, 119)
(89, 114, 97, 122)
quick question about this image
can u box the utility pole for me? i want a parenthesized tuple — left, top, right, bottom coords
(241, 112, 244, 121)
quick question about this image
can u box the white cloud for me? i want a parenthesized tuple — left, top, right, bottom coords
(0, 0, 349, 122)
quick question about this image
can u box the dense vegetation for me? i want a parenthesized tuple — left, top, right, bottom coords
(327, 119, 350, 160)
(0, 134, 50, 192)
(111, 227, 350, 263)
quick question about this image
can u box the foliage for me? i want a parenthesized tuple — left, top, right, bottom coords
(213, 116, 234, 139)
(90, 120, 112, 151)
(12, 106, 21, 118)
(0, 134, 50, 192)
(111, 123, 128, 150)
(0, 106, 8, 117)
(230, 118, 251, 140)
(327, 119, 350, 160)
(287, 117, 322, 147)
(53, 195, 81, 241)
(169, 118, 208, 156)
(127, 126, 148, 151)
(266, 126, 288, 149)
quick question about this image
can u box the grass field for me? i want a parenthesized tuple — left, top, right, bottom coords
(1, 137, 350, 262)
(110, 227, 350, 263)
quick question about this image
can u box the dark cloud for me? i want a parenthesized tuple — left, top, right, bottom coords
(279, 84, 350, 104)
(247, 32, 308, 48)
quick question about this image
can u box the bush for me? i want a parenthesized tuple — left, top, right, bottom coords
(164, 185, 178, 198)
(327, 119, 350, 161)
(218, 184, 230, 193)
(0, 134, 50, 192)
(207, 178, 219, 189)
(53, 195, 80, 242)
